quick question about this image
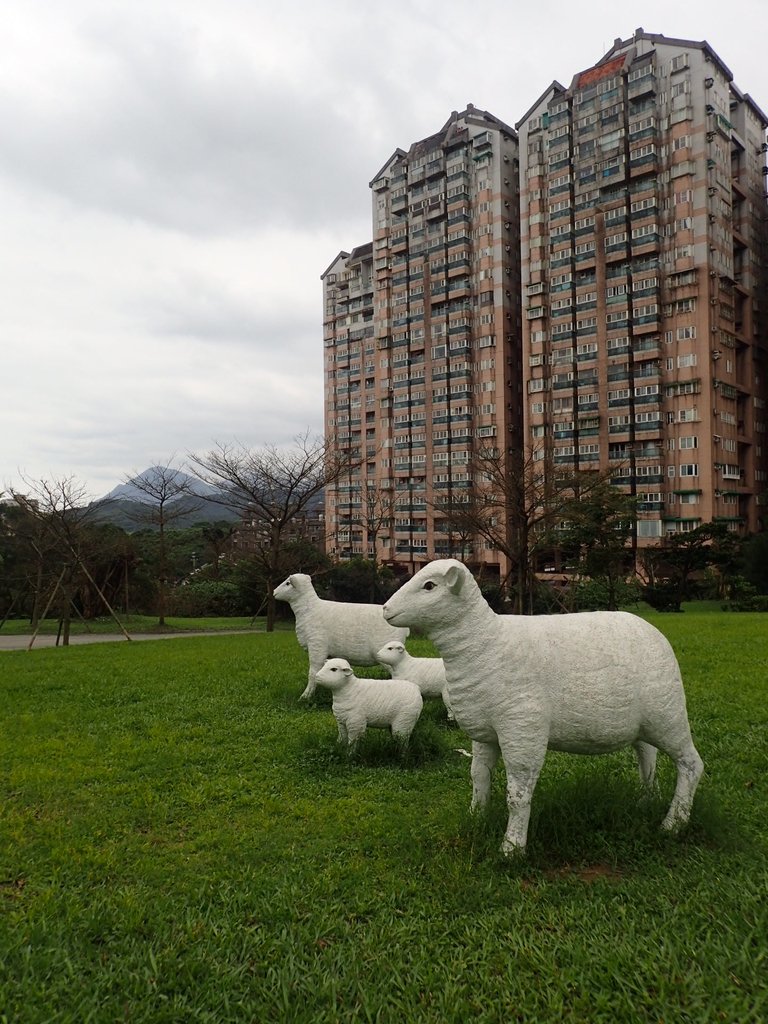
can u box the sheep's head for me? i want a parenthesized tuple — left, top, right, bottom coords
(383, 559, 470, 630)
(315, 658, 354, 690)
(376, 640, 406, 666)
(274, 573, 313, 604)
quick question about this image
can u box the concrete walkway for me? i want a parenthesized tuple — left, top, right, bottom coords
(0, 630, 257, 651)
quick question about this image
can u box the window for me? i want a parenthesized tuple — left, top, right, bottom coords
(677, 354, 697, 368)
(680, 464, 699, 477)
(677, 326, 696, 341)
(632, 224, 658, 239)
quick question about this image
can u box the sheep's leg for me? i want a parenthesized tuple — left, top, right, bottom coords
(335, 718, 348, 746)
(497, 740, 546, 857)
(660, 742, 704, 832)
(633, 741, 658, 788)
(470, 740, 500, 812)
(299, 647, 325, 700)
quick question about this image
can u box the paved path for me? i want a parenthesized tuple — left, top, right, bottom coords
(0, 630, 257, 651)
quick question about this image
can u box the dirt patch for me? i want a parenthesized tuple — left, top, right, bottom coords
(544, 863, 626, 884)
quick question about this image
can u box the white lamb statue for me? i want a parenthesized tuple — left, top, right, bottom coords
(376, 640, 454, 720)
(315, 658, 423, 750)
(273, 573, 409, 700)
(382, 559, 704, 857)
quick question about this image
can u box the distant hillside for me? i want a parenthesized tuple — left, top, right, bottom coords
(93, 467, 239, 532)
(92, 496, 240, 532)
(91, 466, 325, 533)
(103, 467, 219, 503)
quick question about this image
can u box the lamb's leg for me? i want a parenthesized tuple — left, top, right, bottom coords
(335, 718, 348, 745)
(660, 742, 704, 832)
(470, 740, 500, 812)
(633, 741, 658, 788)
(391, 703, 422, 749)
(442, 687, 455, 722)
(345, 717, 367, 753)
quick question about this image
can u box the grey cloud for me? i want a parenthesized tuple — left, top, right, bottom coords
(0, 11, 381, 236)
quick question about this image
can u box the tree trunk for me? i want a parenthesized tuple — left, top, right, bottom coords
(158, 521, 167, 626)
(30, 560, 44, 629)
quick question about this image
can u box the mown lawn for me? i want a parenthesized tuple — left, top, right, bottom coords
(0, 611, 766, 1023)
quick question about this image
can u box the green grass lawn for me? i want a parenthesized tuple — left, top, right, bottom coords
(1, 612, 766, 1022)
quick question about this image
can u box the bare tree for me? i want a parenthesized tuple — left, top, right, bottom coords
(124, 463, 204, 626)
(189, 433, 359, 630)
(11, 476, 127, 645)
(348, 480, 397, 600)
(438, 446, 628, 614)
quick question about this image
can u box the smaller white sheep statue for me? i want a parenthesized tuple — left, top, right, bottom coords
(376, 640, 454, 720)
(274, 573, 409, 699)
(315, 658, 423, 750)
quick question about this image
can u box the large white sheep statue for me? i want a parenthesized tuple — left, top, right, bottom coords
(274, 573, 409, 700)
(382, 559, 704, 857)
(315, 658, 423, 750)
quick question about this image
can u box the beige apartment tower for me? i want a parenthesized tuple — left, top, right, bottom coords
(323, 107, 521, 573)
(517, 29, 768, 543)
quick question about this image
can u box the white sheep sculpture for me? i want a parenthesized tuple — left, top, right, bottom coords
(376, 640, 454, 720)
(382, 558, 704, 857)
(273, 573, 409, 700)
(315, 658, 423, 750)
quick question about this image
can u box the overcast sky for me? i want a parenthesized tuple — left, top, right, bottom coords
(2, 0, 766, 498)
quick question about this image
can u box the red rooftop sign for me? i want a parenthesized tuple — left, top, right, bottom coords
(577, 55, 626, 88)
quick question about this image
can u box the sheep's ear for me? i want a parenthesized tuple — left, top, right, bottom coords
(343, 666, 353, 676)
(443, 563, 464, 594)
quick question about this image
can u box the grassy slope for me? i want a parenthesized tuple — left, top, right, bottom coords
(0, 613, 766, 1023)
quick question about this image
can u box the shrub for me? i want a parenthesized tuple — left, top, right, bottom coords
(643, 582, 683, 612)
(168, 580, 244, 617)
(570, 576, 642, 611)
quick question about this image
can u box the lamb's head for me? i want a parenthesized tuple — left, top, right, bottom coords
(315, 658, 354, 691)
(383, 559, 473, 631)
(273, 573, 313, 605)
(376, 640, 407, 667)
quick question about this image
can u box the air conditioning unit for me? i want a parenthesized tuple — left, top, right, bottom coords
(713, 434, 722, 442)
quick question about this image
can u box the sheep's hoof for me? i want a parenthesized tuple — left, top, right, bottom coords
(500, 838, 527, 859)
(660, 812, 688, 833)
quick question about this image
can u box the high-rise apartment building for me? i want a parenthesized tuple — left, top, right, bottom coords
(323, 107, 521, 573)
(517, 29, 768, 543)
